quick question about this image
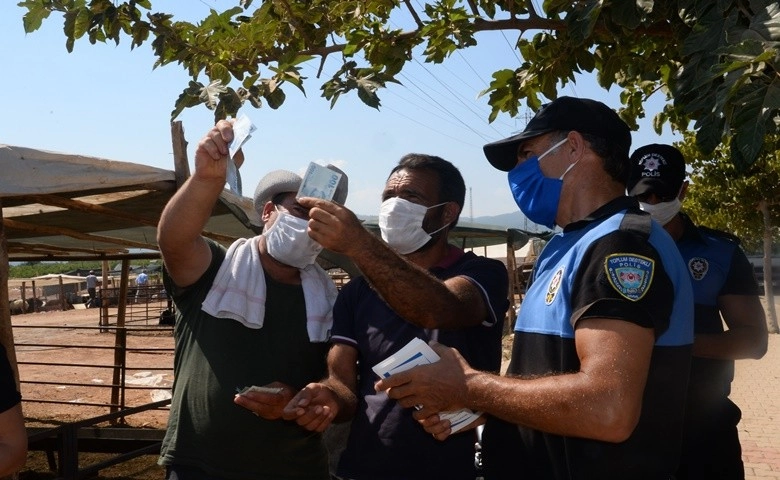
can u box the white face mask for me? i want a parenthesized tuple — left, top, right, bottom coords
(378, 197, 449, 255)
(639, 198, 682, 226)
(263, 210, 323, 268)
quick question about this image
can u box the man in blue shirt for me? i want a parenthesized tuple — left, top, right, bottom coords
(376, 97, 695, 480)
(628, 143, 768, 480)
(135, 269, 149, 303)
(282, 154, 509, 480)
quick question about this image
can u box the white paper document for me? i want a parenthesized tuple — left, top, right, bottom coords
(229, 114, 257, 159)
(372, 337, 482, 433)
(226, 114, 256, 196)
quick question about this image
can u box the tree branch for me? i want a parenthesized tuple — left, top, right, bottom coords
(525, 0, 541, 20)
(402, 0, 424, 29)
(466, 0, 480, 16)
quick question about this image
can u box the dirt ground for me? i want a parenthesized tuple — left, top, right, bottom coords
(11, 305, 173, 479)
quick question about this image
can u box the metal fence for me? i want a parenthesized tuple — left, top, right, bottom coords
(14, 298, 175, 478)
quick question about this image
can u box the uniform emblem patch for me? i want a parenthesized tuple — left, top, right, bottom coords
(688, 257, 708, 281)
(605, 254, 654, 301)
(545, 267, 564, 305)
(637, 152, 667, 178)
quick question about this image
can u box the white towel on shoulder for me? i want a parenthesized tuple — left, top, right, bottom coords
(201, 236, 337, 342)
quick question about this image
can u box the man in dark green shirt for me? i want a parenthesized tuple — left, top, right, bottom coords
(157, 120, 347, 480)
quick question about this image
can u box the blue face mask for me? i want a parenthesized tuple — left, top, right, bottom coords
(507, 138, 575, 229)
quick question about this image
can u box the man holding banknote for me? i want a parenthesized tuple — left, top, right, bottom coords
(157, 119, 347, 480)
(283, 153, 510, 480)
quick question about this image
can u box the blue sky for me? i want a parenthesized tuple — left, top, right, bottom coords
(1, 1, 678, 219)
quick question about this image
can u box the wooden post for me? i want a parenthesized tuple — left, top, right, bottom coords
(31, 280, 38, 313)
(20, 282, 26, 314)
(171, 121, 190, 188)
(505, 238, 517, 335)
(0, 199, 19, 386)
(109, 259, 130, 422)
(99, 259, 110, 332)
(57, 276, 66, 311)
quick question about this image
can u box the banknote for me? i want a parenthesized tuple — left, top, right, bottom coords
(297, 162, 342, 201)
(237, 385, 283, 395)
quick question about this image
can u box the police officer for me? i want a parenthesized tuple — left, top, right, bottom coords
(628, 143, 768, 480)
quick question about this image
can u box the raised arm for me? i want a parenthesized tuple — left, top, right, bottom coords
(301, 198, 498, 330)
(157, 120, 242, 287)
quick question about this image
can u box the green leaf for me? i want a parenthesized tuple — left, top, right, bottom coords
(73, 7, 91, 39)
(750, 1, 780, 41)
(199, 80, 228, 110)
(694, 112, 724, 154)
(611, 1, 641, 29)
(171, 81, 205, 121)
(731, 81, 780, 167)
(264, 87, 286, 109)
(20, 2, 50, 33)
(567, 1, 602, 46)
(214, 90, 242, 121)
(209, 63, 231, 86)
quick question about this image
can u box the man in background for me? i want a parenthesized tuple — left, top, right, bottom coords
(628, 143, 768, 480)
(135, 269, 149, 303)
(85, 270, 99, 308)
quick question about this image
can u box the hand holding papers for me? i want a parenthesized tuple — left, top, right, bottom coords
(372, 338, 481, 433)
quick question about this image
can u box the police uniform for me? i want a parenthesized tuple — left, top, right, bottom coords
(483, 197, 694, 480)
(675, 213, 760, 480)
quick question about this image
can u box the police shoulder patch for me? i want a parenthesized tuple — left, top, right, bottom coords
(604, 254, 655, 301)
(545, 267, 564, 305)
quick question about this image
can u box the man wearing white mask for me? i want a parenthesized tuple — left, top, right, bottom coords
(628, 143, 767, 480)
(282, 153, 509, 480)
(157, 120, 347, 480)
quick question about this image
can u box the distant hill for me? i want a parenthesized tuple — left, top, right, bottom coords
(472, 211, 547, 234)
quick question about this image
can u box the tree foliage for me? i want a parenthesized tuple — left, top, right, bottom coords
(18, 0, 780, 167)
(680, 131, 780, 253)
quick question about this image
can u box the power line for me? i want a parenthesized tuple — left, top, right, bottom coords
(380, 103, 485, 148)
(500, 30, 522, 64)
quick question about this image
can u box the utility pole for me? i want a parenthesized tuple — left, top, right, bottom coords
(469, 187, 473, 223)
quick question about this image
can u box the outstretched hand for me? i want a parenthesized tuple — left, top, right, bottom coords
(281, 383, 339, 432)
(233, 382, 294, 420)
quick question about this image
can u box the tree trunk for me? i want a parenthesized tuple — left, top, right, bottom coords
(759, 200, 779, 334)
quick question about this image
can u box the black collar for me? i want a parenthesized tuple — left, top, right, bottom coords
(563, 196, 640, 232)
